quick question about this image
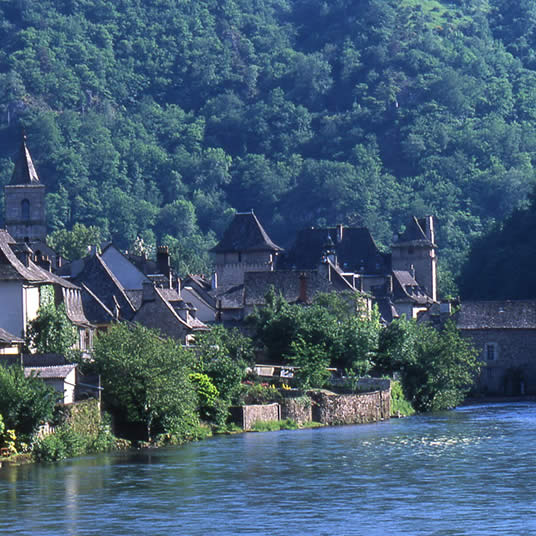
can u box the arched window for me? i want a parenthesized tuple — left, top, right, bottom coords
(21, 199, 30, 220)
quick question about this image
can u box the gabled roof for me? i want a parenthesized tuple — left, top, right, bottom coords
(25, 364, 77, 379)
(455, 300, 536, 329)
(393, 217, 435, 246)
(0, 230, 52, 282)
(279, 226, 388, 273)
(243, 266, 362, 307)
(392, 270, 433, 305)
(10, 134, 41, 185)
(211, 211, 283, 253)
(155, 287, 209, 331)
(79, 283, 116, 325)
(65, 253, 137, 321)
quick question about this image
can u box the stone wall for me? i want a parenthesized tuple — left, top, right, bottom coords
(460, 328, 536, 395)
(232, 403, 281, 431)
(310, 389, 390, 426)
(281, 397, 312, 425)
(234, 388, 391, 430)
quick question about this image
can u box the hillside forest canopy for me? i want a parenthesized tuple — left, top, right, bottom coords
(0, 0, 535, 294)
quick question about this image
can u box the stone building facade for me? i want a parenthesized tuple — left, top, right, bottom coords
(455, 300, 536, 395)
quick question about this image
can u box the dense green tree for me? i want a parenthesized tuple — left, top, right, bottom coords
(0, 0, 536, 280)
(0, 364, 57, 438)
(46, 223, 101, 260)
(91, 323, 198, 441)
(377, 318, 480, 412)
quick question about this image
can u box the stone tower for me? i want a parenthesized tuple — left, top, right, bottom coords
(4, 134, 46, 243)
(391, 216, 437, 302)
(210, 210, 283, 290)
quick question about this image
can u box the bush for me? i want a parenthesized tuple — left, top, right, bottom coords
(251, 419, 298, 432)
(390, 381, 415, 417)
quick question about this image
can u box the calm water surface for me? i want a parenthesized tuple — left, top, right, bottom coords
(1, 403, 536, 535)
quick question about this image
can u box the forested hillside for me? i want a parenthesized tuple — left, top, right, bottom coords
(1, 0, 535, 291)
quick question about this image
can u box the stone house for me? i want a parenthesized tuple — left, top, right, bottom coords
(454, 300, 536, 396)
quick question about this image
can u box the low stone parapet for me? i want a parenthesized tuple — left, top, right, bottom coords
(309, 389, 390, 425)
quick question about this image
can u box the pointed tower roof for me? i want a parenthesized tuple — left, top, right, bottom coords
(10, 132, 40, 185)
(211, 211, 283, 253)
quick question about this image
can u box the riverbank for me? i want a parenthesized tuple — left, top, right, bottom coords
(462, 395, 536, 405)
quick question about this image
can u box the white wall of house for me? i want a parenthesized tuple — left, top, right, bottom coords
(23, 285, 40, 333)
(101, 246, 149, 290)
(182, 287, 215, 323)
(0, 281, 24, 337)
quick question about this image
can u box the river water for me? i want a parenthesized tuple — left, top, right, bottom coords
(1, 403, 535, 535)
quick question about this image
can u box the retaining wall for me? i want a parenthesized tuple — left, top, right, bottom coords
(310, 389, 390, 426)
(232, 403, 281, 431)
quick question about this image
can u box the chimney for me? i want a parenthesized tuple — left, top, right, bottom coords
(211, 272, 218, 290)
(157, 246, 171, 288)
(298, 273, 308, 303)
(410, 264, 416, 279)
(177, 277, 182, 298)
(36, 255, 52, 272)
(336, 224, 344, 243)
(14, 243, 32, 267)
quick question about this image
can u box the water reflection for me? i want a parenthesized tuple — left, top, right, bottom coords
(2, 403, 536, 535)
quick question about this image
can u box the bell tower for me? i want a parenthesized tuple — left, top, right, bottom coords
(4, 133, 46, 243)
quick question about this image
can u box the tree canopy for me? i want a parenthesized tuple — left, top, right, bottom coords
(0, 0, 535, 287)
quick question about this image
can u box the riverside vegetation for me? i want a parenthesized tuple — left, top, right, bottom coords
(0, 291, 478, 462)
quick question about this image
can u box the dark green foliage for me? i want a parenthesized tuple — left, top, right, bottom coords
(91, 323, 199, 441)
(250, 289, 380, 374)
(377, 319, 480, 412)
(459, 192, 536, 299)
(0, 364, 57, 438)
(46, 223, 101, 260)
(0, 0, 534, 280)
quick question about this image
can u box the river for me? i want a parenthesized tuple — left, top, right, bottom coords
(1, 402, 535, 535)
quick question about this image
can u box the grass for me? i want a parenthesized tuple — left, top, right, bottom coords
(250, 419, 324, 432)
(398, 0, 473, 29)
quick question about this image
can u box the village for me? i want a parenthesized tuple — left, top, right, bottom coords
(0, 134, 534, 462)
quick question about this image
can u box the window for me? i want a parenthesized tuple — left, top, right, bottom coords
(485, 343, 497, 361)
(21, 199, 30, 220)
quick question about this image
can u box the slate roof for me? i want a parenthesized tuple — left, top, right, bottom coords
(278, 226, 389, 274)
(455, 300, 536, 330)
(211, 211, 283, 253)
(243, 265, 360, 307)
(393, 217, 435, 246)
(0, 230, 51, 282)
(155, 287, 209, 331)
(25, 364, 77, 380)
(79, 283, 116, 325)
(0, 327, 24, 345)
(392, 270, 432, 305)
(63, 253, 137, 321)
(9, 134, 41, 185)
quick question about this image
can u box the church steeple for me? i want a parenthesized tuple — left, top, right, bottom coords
(4, 132, 47, 243)
(10, 131, 41, 185)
